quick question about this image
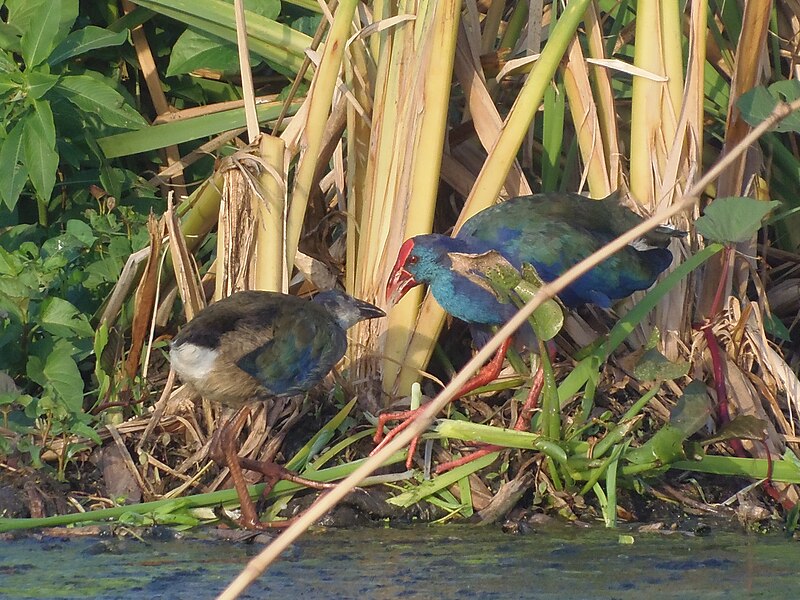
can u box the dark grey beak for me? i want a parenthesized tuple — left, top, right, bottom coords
(354, 299, 386, 320)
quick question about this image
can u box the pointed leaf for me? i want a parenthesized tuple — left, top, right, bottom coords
(42, 346, 84, 412)
(668, 380, 713, 436)
(0, 23, 23, 54)
(448, 251, 564, 340)
(27, 98, 55, 144)
(20, 0, 61, 68)
(625, 381, 712, 465)
(26, 71, 59, 99)
(21, 107, 58, 202)
(518, 264, 564, 341)
(0, 120, 29, 210)
(56, 0, 79, 46)
(701, 415, 768, 446)
(48, 26, 128, 67)
(695, 196, 781, 244)
(166, 28, 242, 76)
(68, 421, 101, 444)
(65, 219, 97, 247)
(54, 74, 147, 130)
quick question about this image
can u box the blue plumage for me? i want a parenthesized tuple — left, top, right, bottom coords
(387, 192, 680, 324)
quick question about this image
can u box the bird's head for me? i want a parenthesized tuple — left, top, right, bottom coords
(386, 238, 421, 305)
(313, 289, 385, 330)
(386, 235, 461, 305)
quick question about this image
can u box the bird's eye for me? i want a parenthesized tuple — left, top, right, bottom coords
(408, 255, 419, 265)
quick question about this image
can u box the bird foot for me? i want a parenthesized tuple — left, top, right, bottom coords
(371, 408, 421, 469)
(371, 338, 515, 470)
(434, 445, 502, 474)
(435, 365, 544, 476)
(210, 407, 335, 530)
(238, 457, 336, 492)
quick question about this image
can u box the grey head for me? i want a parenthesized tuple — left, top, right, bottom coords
(312, 289, 385, 330)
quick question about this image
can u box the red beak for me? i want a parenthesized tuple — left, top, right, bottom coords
(386, 238, 419, 305)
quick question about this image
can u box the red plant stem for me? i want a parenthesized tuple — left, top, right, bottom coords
(513, 367, 545, 432)
(695, 245, 795, 510)
(700, 325, 745, 457)
(695, 243, 744, 455)
(707, 245, 735, 318)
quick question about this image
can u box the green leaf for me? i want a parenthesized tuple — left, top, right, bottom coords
(97, 100, 297, 157)
(227, 0, 281, 19)
(695, 196, 781, 244)
(166, 28, 243, 77)
(625, 381, 711, 465)
(39, 296, 94, 338)
(0, 50, 20, 74)
(25, 71, 59, 99)
(132, 0, 309, 75)
(65, 219, 97, 247)
(43, 344, 84, 413)
(737, 81, 800, 133)
(290, 14, 322, 37)
(0, 23, 23, 54)
(518, 264, 564, 341)
(701, 415, 767, 446)
(22, 106, 58, 202)
(55, 0, 79, 46)
(93, 322, 110, 400)
(668, 381, 713, 436)
(763, 312, 791, 343)
(452, 251, 564, 341)
(633, 348, 690, 381)
(0, 246, 26, 276)
(28, 97, 55, 144)
(83, 257, 123, 289)
(0, 120, 29, 211)
(48, 26, 128, 67)
(20, 0, 62, 68)
(68, 421, 101, 445)
(53, 73, 147, 130)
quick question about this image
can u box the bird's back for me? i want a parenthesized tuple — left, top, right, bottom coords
(457, 192, 674, 307)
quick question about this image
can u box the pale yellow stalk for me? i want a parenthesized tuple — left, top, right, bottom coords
(253, 135, 288, 293)
(629, 0, 664, 204)
(561, 36, 612, 196)
(379, 0, 464, 393)
(584, 0, 620, 189)
(285, 0, 359, 270)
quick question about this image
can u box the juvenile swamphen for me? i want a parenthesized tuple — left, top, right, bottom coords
(170, 289, 385, 529)
(374, 191, 682, 465)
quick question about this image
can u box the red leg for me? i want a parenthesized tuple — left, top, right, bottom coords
(434, 364, 545, 475)
(210, 406, 334, 530)
(372, 338, 514, 469)
(434, 445, 502, 474)
(455, 337, 513, 397)
(512, 365, 544, 432)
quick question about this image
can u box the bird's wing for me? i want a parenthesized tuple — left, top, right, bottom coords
(235, 310, 347, 397)
(459, 196, 672, 306)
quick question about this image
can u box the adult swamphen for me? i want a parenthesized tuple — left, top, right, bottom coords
(170, 289, 384, 529)
(374, 191, 683, 467)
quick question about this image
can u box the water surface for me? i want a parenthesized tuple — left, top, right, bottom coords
(1, 525, 796, 599)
